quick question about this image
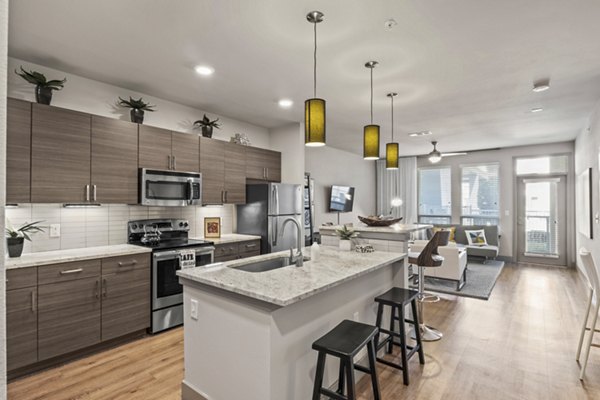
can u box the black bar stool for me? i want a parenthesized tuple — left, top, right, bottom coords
(374, 287, 425, 385)
(312, 320, 381, 400)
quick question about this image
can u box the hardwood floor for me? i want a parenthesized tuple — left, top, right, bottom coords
(8, 263, 600, 399)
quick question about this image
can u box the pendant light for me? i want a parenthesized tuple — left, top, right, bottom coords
(385, 92, 399, 169)
(428, 141, 442, 164)
(363, 61, 380, 160)
(305, 11, 326, 147)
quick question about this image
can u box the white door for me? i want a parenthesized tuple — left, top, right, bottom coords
(517, 176, 567, 266)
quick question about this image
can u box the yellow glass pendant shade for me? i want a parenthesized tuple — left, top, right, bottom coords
(363, 124, 380, 160)
(305, 98, 326, 147)
(386, 142, 399, 169)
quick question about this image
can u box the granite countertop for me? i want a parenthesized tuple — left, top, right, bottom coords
(177, 246, 406, 307)
(4, 244, 152, 269)
(319, 224, 432, 234)
(190, 233, 261, 245)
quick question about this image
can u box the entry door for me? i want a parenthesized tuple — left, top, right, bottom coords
(517, 176, 567, 266)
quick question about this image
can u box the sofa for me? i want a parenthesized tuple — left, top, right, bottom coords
(410, 240, 468, 290)
(427, 224, 499, 259)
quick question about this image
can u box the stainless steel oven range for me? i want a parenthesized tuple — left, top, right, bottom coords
(128, 219, 214, 333)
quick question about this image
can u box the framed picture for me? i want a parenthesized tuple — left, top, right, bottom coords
(577, 167, 593, 239)
(204, 217, 221, 238)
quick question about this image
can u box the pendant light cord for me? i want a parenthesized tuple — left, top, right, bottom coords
(370, 67, 373, 124)
(391, 95, 394, 141)
(313, 22, 317, 98)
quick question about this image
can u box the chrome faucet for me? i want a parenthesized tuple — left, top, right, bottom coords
(280, 217, 303, 267)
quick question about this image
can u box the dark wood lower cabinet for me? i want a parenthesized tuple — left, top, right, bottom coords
(101, 267, 150, 341)
(7, 287, 38, 370)
(38, 276, 102, 361)
(213, 240, 261, 262)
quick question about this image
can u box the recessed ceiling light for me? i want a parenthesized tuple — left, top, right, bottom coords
(278, 99, 293, 108)
(194, 65, 214, 76)
(531, 107, 544, 113)
(408, 130, 432, 137)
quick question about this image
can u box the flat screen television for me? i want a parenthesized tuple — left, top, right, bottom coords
(329, 185, 355, 212)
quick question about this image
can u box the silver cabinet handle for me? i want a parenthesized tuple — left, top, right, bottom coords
(85, 184, 90, 202)
(102, 278, 107, 297)
(245, 243, 257, 248)
(266, 168, 269, 180)
(93, 185, 97, 202)
(168, 155, 172, 170)
(224, 191, 228, 203)
(221, 191, 225, 203)
(60, 268, 83, 275)
(173, 155, 176, 170)
(95, 280, 99, 299)
(263, 167, 266, 179)
(31, 290, 36, 312)
(118, 260, 137, 267)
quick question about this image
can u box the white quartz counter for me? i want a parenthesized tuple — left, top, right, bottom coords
(190, 233, 261, 245)
(177, 246, 406, 307)
(4, 244, 152, 269)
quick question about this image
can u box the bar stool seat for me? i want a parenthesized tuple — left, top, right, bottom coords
(374, 287, 424, 385)
(312, 320, 380, 400)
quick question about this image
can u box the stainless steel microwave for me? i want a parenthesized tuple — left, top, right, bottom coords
(139, 169, 202, 206)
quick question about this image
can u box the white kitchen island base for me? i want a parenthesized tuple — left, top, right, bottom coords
(178, 249, 406, 400)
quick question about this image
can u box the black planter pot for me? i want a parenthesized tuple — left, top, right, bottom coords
(35, 85, 53, 105)
(130, 109, 145, 124)
(201, 126, 213, 138)
(7, 237, 25, 258)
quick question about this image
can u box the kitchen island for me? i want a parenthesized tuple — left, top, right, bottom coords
(177, 246, 407, 400)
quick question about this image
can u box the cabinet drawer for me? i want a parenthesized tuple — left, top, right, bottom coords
(102, 253, 150, 275)
(38, 259, 101, 285)
(214, 243, 239, 258)
(6, 268, 37, 290)
(238, 240, 261, 255)
(214, 254, 239, 263)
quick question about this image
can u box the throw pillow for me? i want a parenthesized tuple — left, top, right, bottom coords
(432, 226, 456, 242)
(465, 229, 487, 246)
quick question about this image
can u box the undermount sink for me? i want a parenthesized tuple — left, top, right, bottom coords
(232, 255, 311, 273)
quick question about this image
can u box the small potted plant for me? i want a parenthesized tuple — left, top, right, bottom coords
(15, 66, 66, 105)
(5, 220, 45, 258)
(193, 114, 221, 138)
(117, 96, 156, 124)
(335, 225, 358, 251)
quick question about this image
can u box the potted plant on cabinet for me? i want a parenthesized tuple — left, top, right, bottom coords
(117, 96, 156, 123)
(15, 66, 66, 105)
(5, 220, 45, 258)
(335, 225, 358, 251)
(193, 114, 221, 138)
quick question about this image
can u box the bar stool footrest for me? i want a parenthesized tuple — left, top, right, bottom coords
(320, 388, 347, 400)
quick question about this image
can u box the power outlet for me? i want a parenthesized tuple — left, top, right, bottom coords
(190, 299, 199, 320)
(49, 224, 61, 238)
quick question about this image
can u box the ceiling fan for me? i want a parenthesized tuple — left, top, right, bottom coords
(424, 141, 467, 163)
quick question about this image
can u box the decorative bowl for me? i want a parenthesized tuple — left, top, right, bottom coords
(358, 216, 403, 227)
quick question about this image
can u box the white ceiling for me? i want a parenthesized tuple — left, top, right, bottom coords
(8, 0, 600, 156)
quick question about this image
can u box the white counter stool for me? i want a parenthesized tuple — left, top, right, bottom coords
(577, 248, 600, 380)
(408, 230, 450, 342)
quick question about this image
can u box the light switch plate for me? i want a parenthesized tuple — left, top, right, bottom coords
(190, 299, 199, 320)
(49, 224, 61, 238)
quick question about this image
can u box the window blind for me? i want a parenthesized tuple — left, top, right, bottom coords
(418, 167, 452, 224)
(461, 163, 500, 225)
(516, 155, 569, 175)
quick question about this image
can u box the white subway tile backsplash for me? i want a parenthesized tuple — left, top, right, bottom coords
(6, 203, 236, 254)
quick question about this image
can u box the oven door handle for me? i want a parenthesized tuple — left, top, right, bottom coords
(195, 246, 215, 255)
(153, 250, 181, 261)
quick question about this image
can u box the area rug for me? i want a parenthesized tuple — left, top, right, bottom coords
(409, 260, 505, 300)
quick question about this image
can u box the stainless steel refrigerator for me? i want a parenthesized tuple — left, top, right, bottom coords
(236, 183, 303, 254)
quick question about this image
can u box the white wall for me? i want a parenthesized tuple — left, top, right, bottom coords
(417, 141, 575, 262)
(269, 123, 304, 185)
(7, 57, 270, 148)
(0, 0, 7, 393)
(305, 146, 376, 228)
(574, 100, 600, 272)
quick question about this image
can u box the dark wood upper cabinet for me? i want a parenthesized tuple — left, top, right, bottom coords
(6, 98, 32, 204)
(91, 116, 139, 204)
(200, 137, 225, 204)
(172, 131, 199, 172)
(31, 104, 92, 203)
(224, 142, 246, 204)
(245, 147, 281, 182)
(138, 125, 172, 170)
